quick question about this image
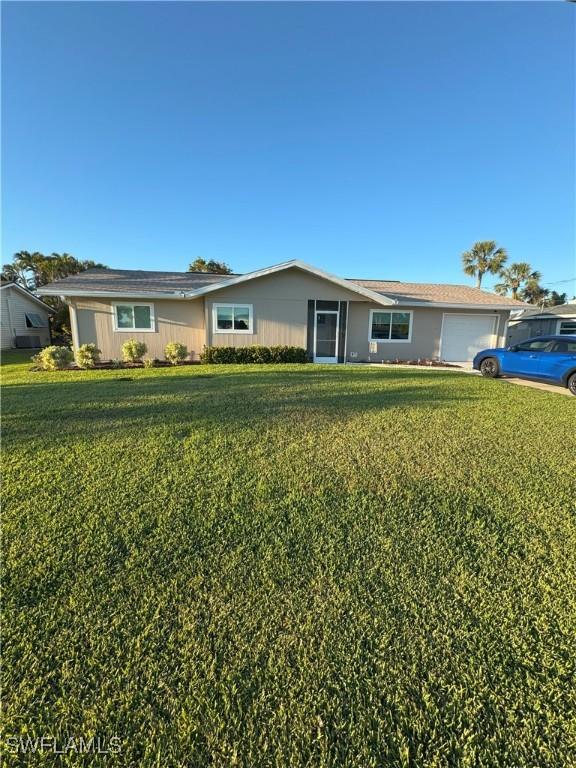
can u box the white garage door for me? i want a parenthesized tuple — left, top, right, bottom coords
(440, 314, 497, 362)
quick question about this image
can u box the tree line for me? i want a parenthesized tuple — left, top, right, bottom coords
(1, 246, 569, 320)
(1, 252, 109, 341)
(0, 252, 233, 289)
(461, 241, 568, 306)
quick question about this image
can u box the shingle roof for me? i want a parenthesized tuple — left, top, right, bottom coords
(39, 268, 236, 294)
(346, 279, 527, 307)
(511, 303, 576, 320)
(39, 265, 527, 308)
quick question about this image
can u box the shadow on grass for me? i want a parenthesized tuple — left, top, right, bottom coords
(2, 367, 480, 448)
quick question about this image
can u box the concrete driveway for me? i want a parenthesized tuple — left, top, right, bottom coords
(499, 377, 573, 397)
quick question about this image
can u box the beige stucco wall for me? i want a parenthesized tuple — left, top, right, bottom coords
(1, 288, 51, 349)
(70, 297, 205, 360)
(205, 267, 364, 347)
(346, 303, 509, 362)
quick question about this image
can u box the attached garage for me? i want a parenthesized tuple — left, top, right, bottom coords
(440, 314, 498, 362)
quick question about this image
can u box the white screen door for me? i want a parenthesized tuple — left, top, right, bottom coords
(314, 311, 338, 363)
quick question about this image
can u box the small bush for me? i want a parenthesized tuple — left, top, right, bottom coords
(32, 345, 74, 371)
(122, 339, 147, 363)
(201, 346, 238, 364)
(234, 346, 253, 364)
(201, 345, 308, 364)
(75, 343, 101, 369)
(110, 358, 123, 369)
(250, 345, 272, 364)
(164, 342, 188, 365)
(269, 346, 309, 363)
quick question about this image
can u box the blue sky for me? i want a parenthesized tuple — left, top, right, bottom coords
(2, 1, 574, 292)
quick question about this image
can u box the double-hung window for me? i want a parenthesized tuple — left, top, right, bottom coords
(213, 303, 253, 333)
(113, 303, 155, 332)
(369, 310, 412, 342)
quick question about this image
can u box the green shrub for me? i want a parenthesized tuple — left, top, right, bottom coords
(250, 345, 272, 364)
(75, 343, 101, 369)
(143, 358, 157, 369)
(200, 346, 238, 364)
(110, 358, 123, 369)
(234, 346, 253, 364)
(270, 346, 309, 363)
(32, 346, 74, 371)
(164, 342, 188, 365)
(200, 345, 308, 364)
(121, 339, 147, 363)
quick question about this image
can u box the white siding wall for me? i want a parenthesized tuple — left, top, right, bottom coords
(0, 288, 51, 349)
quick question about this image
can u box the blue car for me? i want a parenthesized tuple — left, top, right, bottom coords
(472, 335, 576, 395)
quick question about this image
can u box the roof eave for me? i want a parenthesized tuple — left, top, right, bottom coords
(40, 289, 194, 300)
(392, 299, 525, 310)
(1, 282, 55, 312)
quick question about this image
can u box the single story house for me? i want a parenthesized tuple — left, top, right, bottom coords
(0, 280, 53, 350)
(39, 260, 527, 363)
(507, 304, 576, 346)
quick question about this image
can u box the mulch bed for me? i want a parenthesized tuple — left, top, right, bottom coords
(370, 360, 461, 368)
(94, 360, 201, 369)
(30, 360, 202, 372)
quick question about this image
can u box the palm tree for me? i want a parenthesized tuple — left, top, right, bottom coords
(495, 263, 541, 301)
(544, 291, 568, 307)
(462, 241, 508, 288)
(520, 280, 548, 305)
(2, 251, 43, 287)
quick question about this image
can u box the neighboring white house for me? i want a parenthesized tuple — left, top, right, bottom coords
(0, 281, 53, 350)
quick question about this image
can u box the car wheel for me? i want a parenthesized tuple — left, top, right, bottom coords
(480, 357, 499, 378)
(568, 373, 576, 396)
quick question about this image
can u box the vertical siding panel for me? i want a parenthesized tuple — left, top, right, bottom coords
(71, 297, 206, 360)
(0, 289, 51, 348)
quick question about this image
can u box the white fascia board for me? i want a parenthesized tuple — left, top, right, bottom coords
(186, 259, 397, 306)
(1, 282, 55, 312)
(40, 289, 192, 300)
(393, 300, 523, 310)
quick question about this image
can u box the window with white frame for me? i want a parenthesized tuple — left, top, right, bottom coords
(113, 303, 155, 331)
(558, 319, 576, 335)
(369, 310, 412, 342)
(213, 303, 253, 333)
(25, 312, 47, 328)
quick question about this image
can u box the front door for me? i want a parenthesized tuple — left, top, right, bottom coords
(314, 311, 338, 363)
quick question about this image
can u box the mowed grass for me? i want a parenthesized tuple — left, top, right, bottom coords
(2, 350, 576, 767)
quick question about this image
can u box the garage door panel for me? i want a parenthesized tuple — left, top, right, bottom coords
(441, 315, 497, 362)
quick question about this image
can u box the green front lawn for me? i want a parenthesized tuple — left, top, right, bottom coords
(2, 351, 575, 767)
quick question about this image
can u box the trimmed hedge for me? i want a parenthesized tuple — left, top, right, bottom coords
(201, 345, 309, 364)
